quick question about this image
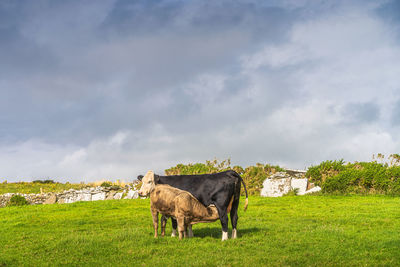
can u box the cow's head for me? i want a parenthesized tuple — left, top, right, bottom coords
(138, 170, 158, 196)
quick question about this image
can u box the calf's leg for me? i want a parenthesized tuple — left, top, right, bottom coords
(188, 225, 193, 238)
(151, 208, 159, 238)
(177, 217, 185, 240)
(161, 215, 168, 237)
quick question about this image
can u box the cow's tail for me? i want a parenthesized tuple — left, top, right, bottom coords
(241, 178, 248, 212)
(230, 171, 248, 212)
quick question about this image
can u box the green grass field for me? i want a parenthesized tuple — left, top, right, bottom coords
(1, 195, 399, 266)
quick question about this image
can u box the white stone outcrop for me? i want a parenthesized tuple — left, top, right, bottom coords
(261, 170, 321, 197)
(304, 186, 321, 194)
(124, 190, 139, 199)
(0, 185, 139, 207)
(261, 173, 292, 197)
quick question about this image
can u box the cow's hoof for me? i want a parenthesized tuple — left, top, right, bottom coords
(221, 231, 228, 241)
(171, 230, 177, 237)
(232, 229, 237, 239)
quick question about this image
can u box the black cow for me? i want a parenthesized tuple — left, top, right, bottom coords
(138, 170, 248, 240)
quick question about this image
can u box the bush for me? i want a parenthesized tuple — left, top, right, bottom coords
(308, 157, 400, 195)
(100, 182, 112, 187)
(165, 159, 232, 175)
(165, 159, 285, 195)
(8, 195, 29, 206)
(32, 180, 55, 184)
(306, 159, 346, 186)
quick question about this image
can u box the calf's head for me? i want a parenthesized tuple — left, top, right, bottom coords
(138, 170, 158, 196)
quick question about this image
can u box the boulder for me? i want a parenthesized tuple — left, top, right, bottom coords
(124, 190, 139, 199)
(114, 192, 123, 200)
(77, 193, 92, 202)
(43, 193, 57, 204)
(261, 173, 292, 197)
(304, 186, 321, 194)
(291, 178, 308, 195)
(92, 192, 106, 201)
(261, 171, 309, 197)
(106, 190, 116, 200)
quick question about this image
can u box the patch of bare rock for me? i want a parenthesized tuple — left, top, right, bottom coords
(261, 170, 321, 197)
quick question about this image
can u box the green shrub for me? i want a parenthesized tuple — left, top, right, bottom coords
(165, 159, 284, 195)
(309, 157, 400, 195)
(32, 180, 55, 184)
(165, 159, 232, 175)
(8, 195, 29, 206)
(100, 182, 112, 187)
(306, 159, 346, 186)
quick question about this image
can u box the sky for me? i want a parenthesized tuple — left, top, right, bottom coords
(1, 0, 400, 182)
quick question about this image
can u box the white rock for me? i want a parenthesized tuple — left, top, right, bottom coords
(92, 192, 106, 201)
(64, 196, 77, 203)
(291, 178, 308, 195)
(77, 193, 92, 202)
(114, 192, 123, 200)
(261, 178, 291, 197)
(304, 186, 321, 194)
(124, 190, 139, 199)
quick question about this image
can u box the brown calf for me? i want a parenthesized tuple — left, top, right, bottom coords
(144, 183, 220, 239)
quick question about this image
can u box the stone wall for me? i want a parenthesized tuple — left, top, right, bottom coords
(0, 186, 139, 208)
(261, 170, 321, 197)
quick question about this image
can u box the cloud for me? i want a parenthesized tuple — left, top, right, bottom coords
(1, 0, 400, 181)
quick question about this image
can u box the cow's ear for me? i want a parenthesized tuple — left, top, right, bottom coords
(154, 174, 160, 184)
(137, 175, 144, 181)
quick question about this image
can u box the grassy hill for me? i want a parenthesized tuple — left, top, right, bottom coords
(1, 195, 399, 266)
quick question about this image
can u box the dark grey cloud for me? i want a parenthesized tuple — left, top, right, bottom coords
(376, 0, 400, 23)
(0, 0, 301, 145)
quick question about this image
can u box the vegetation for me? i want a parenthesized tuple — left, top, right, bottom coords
(165, 159, 284, 195)
(306, 154, 400, 195)
(7, 195, 28, 206)
(0, 180, 130, 195)
(4, 155, 400, 196)
(0, 181, 88, 195)
(32, 179, 55, 184)
(165, 159, 234, 175)
(100, 181, 113, 187)
(0, 196, 399, 266)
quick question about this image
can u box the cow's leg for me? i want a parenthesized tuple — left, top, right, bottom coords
(230, 189, 241, 239)
(177, 217, 185, 240)
(161, 215, 168, 237)
(230, 203, 239, 238)
(151, 208, 159, 238)
(171, 217, 177, 237)
(188, 224, 193, 238)
(216, 206, 229, 241)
